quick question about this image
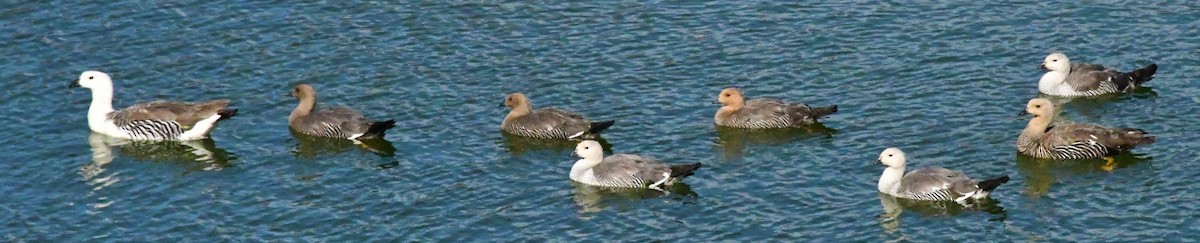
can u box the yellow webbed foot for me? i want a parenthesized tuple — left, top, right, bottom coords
(1101, 157, 1116, 172)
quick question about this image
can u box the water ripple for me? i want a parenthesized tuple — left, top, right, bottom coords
(2, 1, 1200, 241)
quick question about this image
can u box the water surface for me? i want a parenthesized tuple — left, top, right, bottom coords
(3, 1, 1200, 241)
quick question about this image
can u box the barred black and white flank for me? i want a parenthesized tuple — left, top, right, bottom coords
(876, 148, 1009, 204)
(570, 140, 701, 191)
(71, 71, 237, 141)
(501, 93, 614, 139)
(714, 87, 837, 129)
(289, 84, 395, 140)
(1038, 53, 1157, 97)
(1017, 98, 1155, 159)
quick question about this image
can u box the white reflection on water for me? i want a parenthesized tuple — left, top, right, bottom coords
(569, 181, 697, 217)
(80, 132, 235, 192)
(876, 193, 1008, 234)
(80, 132, 236, 210)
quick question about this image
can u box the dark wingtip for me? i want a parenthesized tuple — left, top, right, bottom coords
(977, 175, 1010, 192)
(216, 109, 238, 121)
(669, 163, 703, 178)
(362, 119, 397, 138)
(812, 104, 838, 118)
(587, 120, 616, 135)
(1141, 136, 1157, 145)
(1131, 63, 1158, 84)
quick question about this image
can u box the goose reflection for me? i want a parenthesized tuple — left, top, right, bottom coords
(876, 193, 1006, 232)
(1014, 153, 1152, 197)
(1041, 92, 1154, 118)
(81, 132, 235, 181)
(570, 181, 698, 215)
(714, 125, 836, 160)
(1036, 87, 1157, 119)
(500, 133, 612, 156)
(289, 129, 397, 157)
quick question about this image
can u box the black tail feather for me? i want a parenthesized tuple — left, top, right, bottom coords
(587, 120, 616, 135)
(669, 163, 702, 178)
(1117, 127, 1156, 145)
(976, 175, 1010, 192)
(810, 105, 838, 118)
(216, 109, 238, 121)
(361, 119, 397, 139)
(1137, 136, 1157, 145)
(1129, 63, 1157, 86)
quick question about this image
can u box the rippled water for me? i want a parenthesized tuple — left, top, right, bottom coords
(4, 1, 1200, 241)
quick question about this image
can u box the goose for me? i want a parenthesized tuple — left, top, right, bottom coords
(288, 84, 395, 140)
(1038, 52, 1157, 97)
(501, 93, 614, 139)
(69, 71, 236, 141)
(1017, 98, 1155, 166)
(876, 148, 1009, 204)
(714, 87, 837, 128)
(570, 140, 701, 191)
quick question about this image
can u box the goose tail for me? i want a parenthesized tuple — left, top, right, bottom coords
(668, 163, 702, 179)
(361, 119, 397, 139)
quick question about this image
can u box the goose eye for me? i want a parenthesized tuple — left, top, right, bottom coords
(88, 76, 93, 80)
(1052, 59, 1057, 62)
(724, 94, 731, 97)
(584, 146, 589, 150)
(888, 154, 893, 157)
(1035, 105, 1042, 108)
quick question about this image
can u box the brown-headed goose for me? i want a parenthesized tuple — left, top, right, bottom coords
(288, 84, 395, 140)
(714, 87, 837, 128)
(500, 93, 614, 139)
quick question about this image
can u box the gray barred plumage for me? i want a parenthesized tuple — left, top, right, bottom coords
(714, 88, 837, 129)
(116, 119, 185, 140)
(100, 99, 233, 141)
(317, 122, 346, 138)
(501, 110, 579, 138)
(1038, 53, 1157, 97)
(1018, 98, 1155, 160)
(501, 93, 614, 139)
(576, 171, 649, 188)
(289, 84, 396, 140)
(1053, 142, 1109, 160)
(1043, 77, 1120, 97)
(571, 141, 701, 190)
(904, 189, 955, 201)
(877, 148, 1008, 202)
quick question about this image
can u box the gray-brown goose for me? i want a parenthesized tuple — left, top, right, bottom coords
(500, 93, 614, 139)
(289, 84, 395, 140)
(571, 140, 701, 191)
(714, 88, 837, 129)
(1017, 98, 1155, 161)
(70, 71, 237, 141)
(1038, 53, 1157, 97)
(876, 148, 1009, 204)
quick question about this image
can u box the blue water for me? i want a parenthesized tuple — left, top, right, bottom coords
(3, 1, 1200, 241)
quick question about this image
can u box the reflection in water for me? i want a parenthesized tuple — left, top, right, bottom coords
(570, 181, 698, 215)
(500, 132, 612, 156)
(876, 193, 1007, 232)
(81, 133, 236, 211)
(1014, 153, 1152, 197)
(290, 129, 397, 157)
(714, 125, 836, 160)
(1039, 87, 1156, 118)
(82, 132, 236, 178)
